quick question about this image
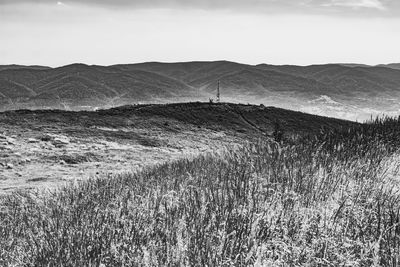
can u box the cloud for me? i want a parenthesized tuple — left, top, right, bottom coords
(322, 0, 386, 10)
(1, 0, 398, 16)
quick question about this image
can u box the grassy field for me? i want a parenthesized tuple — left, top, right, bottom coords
(1, 112, 400, 266)
(0, 103, 356, 195)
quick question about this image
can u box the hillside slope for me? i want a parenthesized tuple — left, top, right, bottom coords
(2, 103, 399, 266)
(0, 102, 356, 195)
(1, 61, 400, 120)
(377, 63, 400, 70)
(107, 102, 356, 136)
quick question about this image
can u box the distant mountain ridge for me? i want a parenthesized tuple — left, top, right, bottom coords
(1, 61, 400, 121)
(0, 65, 51, 71)
(377, 63, 400, 70)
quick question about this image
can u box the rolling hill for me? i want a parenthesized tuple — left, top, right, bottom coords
(0, 101, 356, 194)
(1, 61, 400, 121)
(0, 65, 50, 72)
(377, 63, 400, 70)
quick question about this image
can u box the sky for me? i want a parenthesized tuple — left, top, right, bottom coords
(1, 0, 399, 67)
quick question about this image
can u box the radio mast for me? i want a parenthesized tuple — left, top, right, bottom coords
(217, 80, 220, 103)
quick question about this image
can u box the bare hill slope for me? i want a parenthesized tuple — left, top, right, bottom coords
(2, 61, 400, 120)
(0, 102, 356, 194)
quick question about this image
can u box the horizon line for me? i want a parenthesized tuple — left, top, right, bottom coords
(1, 60, 399, 69)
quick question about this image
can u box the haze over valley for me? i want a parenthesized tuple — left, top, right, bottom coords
(1, 61, 400, 121)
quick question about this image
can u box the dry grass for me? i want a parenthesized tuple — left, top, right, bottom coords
(1, 117, 400, 266)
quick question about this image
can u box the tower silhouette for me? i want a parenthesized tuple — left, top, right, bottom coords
(217, 80, 220, 103)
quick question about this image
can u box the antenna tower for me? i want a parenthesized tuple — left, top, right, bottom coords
(217, 80, 220, 103)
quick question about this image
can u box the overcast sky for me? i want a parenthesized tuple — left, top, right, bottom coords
(1, 0, 399, 67)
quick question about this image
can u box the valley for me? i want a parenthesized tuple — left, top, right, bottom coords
(1, 61, 400, 121)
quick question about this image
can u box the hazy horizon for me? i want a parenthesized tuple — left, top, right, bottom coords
(1, 0, 400, 67)
(1, 60, 399, 69)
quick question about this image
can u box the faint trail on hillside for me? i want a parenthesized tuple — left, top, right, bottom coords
(8, 80, 37, 96)
(224, 104, 270, 136)
(0, 91, 9, 99)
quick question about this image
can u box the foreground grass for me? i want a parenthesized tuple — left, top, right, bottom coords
(1, 117, 400, 266)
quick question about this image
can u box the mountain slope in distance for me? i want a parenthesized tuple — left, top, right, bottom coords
(1, 61, 400, 121)
(377, 63, 400, 70)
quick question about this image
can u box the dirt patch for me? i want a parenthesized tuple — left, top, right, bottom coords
(45, 152, 100, 165)
(27, 177, 48, 183)
(0, 111, 244, 195)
